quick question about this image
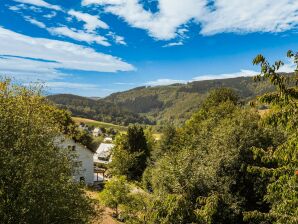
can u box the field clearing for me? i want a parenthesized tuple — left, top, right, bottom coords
(258, 109, 270, 117)
(73, 117, 127, 132)
(153, 133, 162, 141)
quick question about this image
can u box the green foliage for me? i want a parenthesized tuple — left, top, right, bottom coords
(109, 125, 150, 180)
(244, 50, 298, 223)
(151, 124, 178, 160)
(202, 87, 239, 108)
(47, 94, 153, 125)
(49, 76, 281, 126)
(72, 129, 93, 149)
(134, 88, 280, 223)
(99, 176, 131, 217)
(0, 79, 95, 223)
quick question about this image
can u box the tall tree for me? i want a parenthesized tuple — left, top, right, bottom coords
(109, 125, 150, 180)
(244, 51, 298, 224)
(0, 79, 95, 223)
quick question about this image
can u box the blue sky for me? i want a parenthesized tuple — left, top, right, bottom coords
(1, 0, 298, 96)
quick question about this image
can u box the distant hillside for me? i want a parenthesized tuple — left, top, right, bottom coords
(46, 94, 153, 126)
(48, 75, 291, 126)
(104, 76, 278, 124)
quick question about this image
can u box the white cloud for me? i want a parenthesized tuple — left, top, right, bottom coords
(0, 56, 66, 81)
(145, 69, 260, 86)
(82, 0, 298, 40)
(145, 78, 187, 86)
(13, 0, 62, 11)
(163, 41, 183, 47)
(24, 16, 46, 28)
(0, 27, 134, 82)
(200, 0, 298, 35)
(9, 6, 21, 11)
(108, 32, 126, 45)
(68, 10, 109, 32)
(114, 82, 135, 85)
(48, 26, 111, 46)
(82, 0, 206, 40)
(278, 60, 296, 73)
(44, 82, 99, 89)
(43, 11, 57, 18)
(18, 15, 111, 46)
(192, 69, 259, 81)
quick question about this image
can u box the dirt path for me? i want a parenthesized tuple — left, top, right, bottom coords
(86, 189, 118, 224)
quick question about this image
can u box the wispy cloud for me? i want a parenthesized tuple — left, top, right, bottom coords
(44, 82, 99, 90)
(13, 0, 62, 11)
(82, 0, 205, 40)
(145, 64, 296, 87)
(82, 0, 298, 40)
(0, 27, 134, 82)
(43, 11, 57, 18)
(145, 78, 187, 86)
(145, 69, 259, 86)
(192, 69, 259, 81)
(68, 10, 109, 32)
(163, 41, 184, 47)
(24, 16, 46, 28)
(108, 32, 127, 45)
(48, 26, 110, 46)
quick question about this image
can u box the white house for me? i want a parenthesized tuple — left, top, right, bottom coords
(57, 137, 94, 185)
(92, 128, 103, 137)
(103, 137, 113, 143)
(93, 143, 114, 164)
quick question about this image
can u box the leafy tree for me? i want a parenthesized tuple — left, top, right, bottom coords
(0, 79, 95, 223)
(151, 124, 178, 161)
(73, 129, 93, 149)
(109, 125, 150, 180)
(202, 87, 239, 108)
(140, 88, 279, 223)
(244, 51, 298, 223)
(109, 135, 138, 178)
(99, 176, 131, 218)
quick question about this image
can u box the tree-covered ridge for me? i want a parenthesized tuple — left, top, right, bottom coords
(47, 94, 153, 126)
(104, 76, 278, 124)
(48, 75, 292, 126)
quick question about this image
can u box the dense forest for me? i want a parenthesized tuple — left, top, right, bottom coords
(48, 75, 289, 126)
(47, 94, 153, 125)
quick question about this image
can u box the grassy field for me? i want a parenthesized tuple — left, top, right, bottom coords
(73, 117, 163, 140)
(72, 117, 127, 132)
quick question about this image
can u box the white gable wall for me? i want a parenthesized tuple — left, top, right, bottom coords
(58, 138, 94, 185)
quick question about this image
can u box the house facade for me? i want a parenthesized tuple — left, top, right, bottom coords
(57, 137, 94, 185)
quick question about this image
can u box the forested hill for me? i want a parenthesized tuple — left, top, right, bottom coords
(47, 75, 286, 125)
(46, 94, 153, 126)
(104, 76, 277, 124)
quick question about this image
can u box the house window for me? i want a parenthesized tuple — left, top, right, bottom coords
(67, 145, 76, 151)
(80, 177, 85, 183)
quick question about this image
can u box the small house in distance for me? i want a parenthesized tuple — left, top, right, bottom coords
(92, 127, 103, 137)
(103, 137, 113, 143)
(93, 143, 114, 164)
(57, 137, 94, 185)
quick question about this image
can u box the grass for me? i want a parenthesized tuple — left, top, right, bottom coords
(73, 117, 162, 138)
(72, 117, 127, 132)
(153, 133, 162, 141)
